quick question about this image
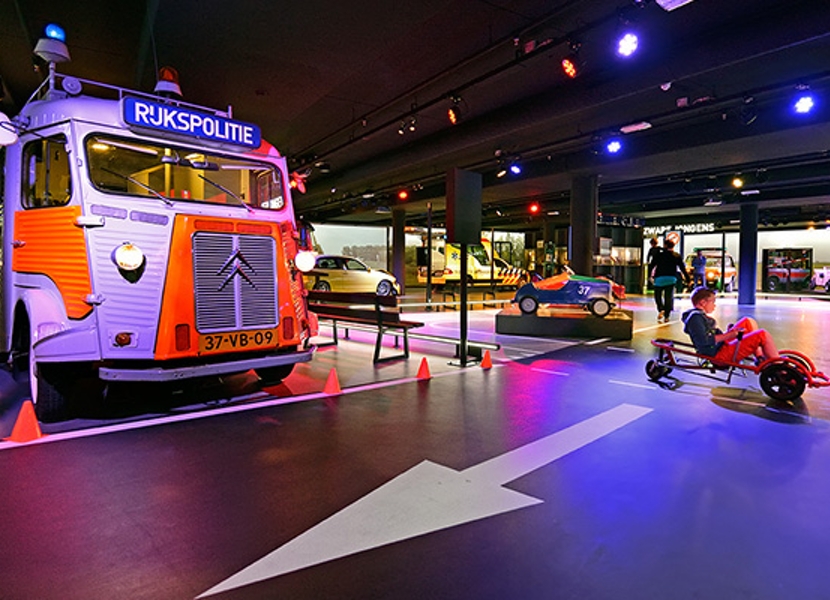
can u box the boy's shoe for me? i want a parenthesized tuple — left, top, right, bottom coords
(657, 314, 665, 323)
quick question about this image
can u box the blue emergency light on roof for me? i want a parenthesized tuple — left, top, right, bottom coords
(44, 24, 66, 42)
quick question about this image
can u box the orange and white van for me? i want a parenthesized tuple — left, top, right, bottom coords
(0, 27, 317, 421)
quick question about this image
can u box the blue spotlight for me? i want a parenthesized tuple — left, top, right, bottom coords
(606, 139, 623, 154)
(616, 32, 639, 57)
(509, 163, 522, 175)
(793, 93, 815, 115)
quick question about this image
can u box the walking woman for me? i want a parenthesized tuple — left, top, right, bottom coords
(651, 239, 690, 322)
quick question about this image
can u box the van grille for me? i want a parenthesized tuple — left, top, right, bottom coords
(193, 233, 277, 332)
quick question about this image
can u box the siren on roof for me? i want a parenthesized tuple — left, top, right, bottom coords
(154, 66, 182, 98)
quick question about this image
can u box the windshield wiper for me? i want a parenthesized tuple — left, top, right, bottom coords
(101, 167, 173, 206)
(198, 174, 254, 213)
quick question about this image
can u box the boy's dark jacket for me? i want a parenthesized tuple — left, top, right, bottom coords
(682, 307, 723, 356)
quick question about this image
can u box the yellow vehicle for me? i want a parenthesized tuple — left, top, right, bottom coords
(305, 255, 400, 295)
(417, 238, 528, 288)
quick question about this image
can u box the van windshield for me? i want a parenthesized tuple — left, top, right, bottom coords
(469, 244, 491, 265)
(85, 135, 286, 210)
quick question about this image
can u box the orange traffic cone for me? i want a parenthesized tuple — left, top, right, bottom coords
(417, 357, 431, 380)
(4, 400, 44, 443)
(481, 350, 493, 370)
(323, 368, 342, 395)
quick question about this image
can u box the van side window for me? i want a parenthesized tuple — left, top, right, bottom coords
(23, 135, 72, 208)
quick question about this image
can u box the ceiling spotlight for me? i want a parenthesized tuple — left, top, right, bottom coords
(616, 32, 639, 57)
(605, 138, 623, 154)
(447, 96, 467, 125)
(509, 162, 522, 175)
(397, 122, 406, 135)
(619, 120, 652, 134)
(739, 96, 757, 126)
(561, 42, 583, 78)
(496, 167, 508, 178)
(793, 86, 815, 114)
(655, 0, 696, 10)
(731, 176, 744, 188)
(397, 189, 409, 201)
(408, 117, 417, 132)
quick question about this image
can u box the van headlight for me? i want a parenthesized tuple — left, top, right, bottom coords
(294, 251, 316, 273)
(113, 243, 146, 282)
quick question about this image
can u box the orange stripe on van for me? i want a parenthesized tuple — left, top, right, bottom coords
(12, 206, 93, 319)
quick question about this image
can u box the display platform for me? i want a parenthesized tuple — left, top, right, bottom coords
(495, 305, 634, 340)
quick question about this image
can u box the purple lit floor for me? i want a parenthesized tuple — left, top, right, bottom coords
(1, 292, 829, 600)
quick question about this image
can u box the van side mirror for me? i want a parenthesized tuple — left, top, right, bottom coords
(0, 113, 18, 146)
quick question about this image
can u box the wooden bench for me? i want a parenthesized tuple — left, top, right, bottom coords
(306, 291, 425, 363)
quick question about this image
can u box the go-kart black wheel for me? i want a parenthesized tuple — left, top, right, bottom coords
(759, 362, 806, 402)
(646, 359, 666, 382)
(518, 296, 538, 315)
(588, 297, 612, 318)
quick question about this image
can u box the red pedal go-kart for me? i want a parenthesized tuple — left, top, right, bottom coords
(647, 337, 829, 402)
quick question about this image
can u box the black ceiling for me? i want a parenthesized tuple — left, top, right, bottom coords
(3, 0, 830, 231)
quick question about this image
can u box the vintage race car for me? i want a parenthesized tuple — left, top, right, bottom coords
(512, 272, 616, 317)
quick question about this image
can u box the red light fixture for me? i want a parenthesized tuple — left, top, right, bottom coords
(529, 202, 540, 214)
(562, 54, 580, 78)
(398, 189, 409, 201)
(561, 42, 583, 79)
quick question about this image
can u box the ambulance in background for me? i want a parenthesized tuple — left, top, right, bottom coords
(417, 236, 528, 288)
(0, 25, 318, 421)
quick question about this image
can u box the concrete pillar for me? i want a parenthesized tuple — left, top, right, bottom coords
(569, 175, 598, 275)
(392, 208, 406, 295)
(738, 202, 758, 305)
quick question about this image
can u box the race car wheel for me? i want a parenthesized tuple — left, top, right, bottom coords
(766, 276, 780, 292)
(588, 297, 612, 318)
(759, 362, 806, 402)
(518, 296, 538, 315)
(313, 280, 331, 292)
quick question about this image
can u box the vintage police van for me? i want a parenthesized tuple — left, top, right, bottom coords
(0, 26, 318, 420)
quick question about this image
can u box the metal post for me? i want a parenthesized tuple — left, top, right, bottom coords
(459, 242, 469, 367)
(426, 202, 433, 308)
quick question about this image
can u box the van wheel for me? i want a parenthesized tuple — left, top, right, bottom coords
(766, 276, 780, 292)
(13, 325, 70, 422)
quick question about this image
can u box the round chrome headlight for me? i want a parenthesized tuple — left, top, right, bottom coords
(114, 243, 145, 271)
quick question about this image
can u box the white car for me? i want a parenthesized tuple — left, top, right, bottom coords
(305, 255, 400, 295)
(810, 267, 830, 292)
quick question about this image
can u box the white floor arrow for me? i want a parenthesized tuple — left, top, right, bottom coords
(198, 403, 652, 597)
